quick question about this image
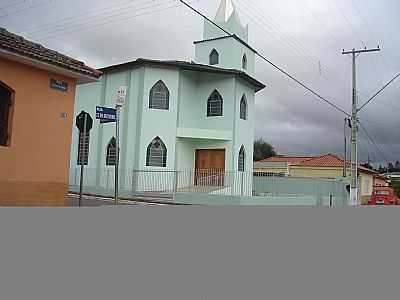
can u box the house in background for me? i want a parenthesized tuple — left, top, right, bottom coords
(255, 154, 389, 204)
(69, 0, 265, 195)
(0, 28, 101, 206)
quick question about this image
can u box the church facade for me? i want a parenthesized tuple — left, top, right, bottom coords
(69, 0, 265, 195)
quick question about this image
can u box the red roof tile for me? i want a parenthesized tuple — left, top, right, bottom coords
(260, 156, 315, 164)
(298, 154, 348, 167)
(262, 154, 378, 174)
(0, 27, 101, 79)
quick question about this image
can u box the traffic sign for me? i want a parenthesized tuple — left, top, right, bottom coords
(96, 106, 116, 123)
(76, 111, 93, 132)
(116, 86, 128, 107)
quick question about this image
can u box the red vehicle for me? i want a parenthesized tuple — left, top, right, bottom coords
(367, 187, 400, 206)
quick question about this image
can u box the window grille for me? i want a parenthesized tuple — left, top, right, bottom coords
(149, 80, 169, 110)
(238, 146, 246, 172)
(0, 83, 12, 146)
(240, 95, 247, 120)
(242, 54, 248, 69)
(209, 49, 219, 65)
(106, 137, 117, 166)
(207, 90, 223, 117)
(146, 137, 167, 167)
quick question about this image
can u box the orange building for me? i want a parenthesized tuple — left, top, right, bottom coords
(0, 28, 101, 206)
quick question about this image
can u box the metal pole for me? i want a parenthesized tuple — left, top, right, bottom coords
(115, 106, 120, 206)
(79, 113, 88, 207)
(344, 118, 347, 178)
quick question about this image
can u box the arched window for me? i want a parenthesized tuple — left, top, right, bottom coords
(106, 137, 117, 166)
(242, 54, 247, 69)
(207, 90, 223, 117)
(149, 80, 169, 110)
(0, 82, 13, 147)
(146, 137, 167, 167)
(209, 49, 219, 65)
(240, 95, 247, 120)
(238, 145, 246, 172)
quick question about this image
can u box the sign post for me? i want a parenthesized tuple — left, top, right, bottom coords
(114, 86, 128, 206)
(76, 111, 93, 207)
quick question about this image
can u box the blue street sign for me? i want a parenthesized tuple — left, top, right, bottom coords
(96, 106, 116, 123)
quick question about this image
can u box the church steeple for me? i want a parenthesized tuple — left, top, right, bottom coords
(214, 0, 236, 23)
(203, 0, 248, 42)
(195, 0, 254, 74)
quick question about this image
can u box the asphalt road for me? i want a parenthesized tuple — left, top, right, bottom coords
(68, 194, 171, 207)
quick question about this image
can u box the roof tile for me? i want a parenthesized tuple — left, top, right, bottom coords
(0, 27, 101, 79)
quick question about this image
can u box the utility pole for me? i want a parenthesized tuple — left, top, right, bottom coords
(342, 47, 380, 206)
(343, 118, 349, 178)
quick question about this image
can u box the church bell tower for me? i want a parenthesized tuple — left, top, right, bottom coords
(194, 0, 255, 74)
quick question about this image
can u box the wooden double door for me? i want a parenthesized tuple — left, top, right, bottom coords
(195, 149, 225, 186)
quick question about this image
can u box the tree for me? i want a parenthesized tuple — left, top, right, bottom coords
(361, 162, 374, 170)
(395, 161, 400, 172)
(254, 138, 276, 161)
(378, 165, 386, 173)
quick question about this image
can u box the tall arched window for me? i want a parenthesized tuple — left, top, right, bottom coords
(146, 137, 167, 167)
(0, 82, 13, 146)
(240, 95, 247, 120)
(207, 90, 223, 117)
(209, 49, 219, 65)
(238, 145, 246, 172)
(242, 54, 247, 69)
(149, 80, 169, 110)
(106, 137, 117, 166)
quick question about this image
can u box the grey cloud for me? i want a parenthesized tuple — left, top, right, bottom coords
(2, 0, 399, 163)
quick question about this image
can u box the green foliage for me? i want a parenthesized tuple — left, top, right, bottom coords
(391, 180, 400, 198)
(254, 138, 277, 161)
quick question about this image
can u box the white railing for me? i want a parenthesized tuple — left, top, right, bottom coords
(69, 168, 348, 205)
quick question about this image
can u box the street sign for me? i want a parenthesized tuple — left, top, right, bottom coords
(77, 131, 90, 166)
(75, 111, 93, 206)
(76, 111, 93, 132)
(50, 79, 68, 92)
(116, 86, 128, 107)
(96, 106, 116, 123)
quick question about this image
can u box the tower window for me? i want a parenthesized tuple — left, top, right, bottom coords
(242, 54, 247, 69)
(240, 95, 247, 120)
(146, 137, 167, 167)
(149, 80, 169, 110)
(238, 145, 246, 172)
(0, 82, 13, 146)
(106, 137, 117, 166)
(207, 90, 223, 117)
(209, 49, 219, 65)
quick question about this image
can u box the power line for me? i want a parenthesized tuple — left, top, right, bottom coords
(0, 0, 26, 11)
(236, 0, 349, 89)
(179, 0, 350, 117)
(358, 73, 400, 112)
(30, 0, 181, 40)
(25, 0, 148, 35)
(330, 0, 365, 46)
(0, 0, 56, 18)
(359, 122, 389, 164)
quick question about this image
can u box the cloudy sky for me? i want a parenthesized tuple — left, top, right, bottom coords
(1, 0, 399, 164)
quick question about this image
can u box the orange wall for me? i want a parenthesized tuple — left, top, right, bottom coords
(0, 57, 77, 205)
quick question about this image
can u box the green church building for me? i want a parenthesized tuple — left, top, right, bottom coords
(70, 0, 266, 196)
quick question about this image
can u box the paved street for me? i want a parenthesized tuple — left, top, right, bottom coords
(68, 194, 172, 207)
